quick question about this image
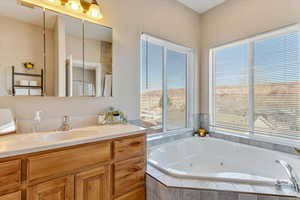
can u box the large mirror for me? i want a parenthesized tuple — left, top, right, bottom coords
(0, 0, 113, 97)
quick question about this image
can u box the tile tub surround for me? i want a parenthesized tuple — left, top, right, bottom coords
(147, 131, 193, 147)
(146, 170, 299, 200)
(209, 132, 299, 155)
(139, 113, 201, 147)
(199, 113, 299, 155)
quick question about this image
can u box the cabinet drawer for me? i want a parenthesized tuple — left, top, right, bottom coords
(114, 136, 145, 161)
(0, 160, 21, 191)
(114, 157, 145, 197)
(115, 187, 145, 200)
(0, 191, 21, 200)
(28, 142, 111, 181)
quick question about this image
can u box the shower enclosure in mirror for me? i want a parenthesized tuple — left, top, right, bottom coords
(0, 0, 113, 97)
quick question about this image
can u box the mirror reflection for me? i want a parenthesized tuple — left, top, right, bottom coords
(0, 0, 113, 97)
(0, 0, 44, 96)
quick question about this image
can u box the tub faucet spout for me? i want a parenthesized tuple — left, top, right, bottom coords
(276, 160, 300, 193)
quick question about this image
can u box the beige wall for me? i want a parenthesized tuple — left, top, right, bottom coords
(0, 0, 201, 132)
(0, 15, 55, 97)
(199, 0, 300, 114)
(66, 35, 101, 64)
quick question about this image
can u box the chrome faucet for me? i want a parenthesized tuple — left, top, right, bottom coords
(60, 116, 72, 131)
(275, 160, 300, 193)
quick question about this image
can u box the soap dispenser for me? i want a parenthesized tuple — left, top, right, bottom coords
(33, 111, 42, 133)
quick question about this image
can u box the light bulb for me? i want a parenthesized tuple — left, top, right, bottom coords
(87, 2, 103, 19)
(48, 0, 60, 5)
(68, 0, 82, 11)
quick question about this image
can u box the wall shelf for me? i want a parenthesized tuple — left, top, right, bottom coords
(12, 66, 44, 96)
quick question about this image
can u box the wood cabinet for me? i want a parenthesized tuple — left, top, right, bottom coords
(0, 160, 21, 191)
(28, 175, 74, 200)
(114, 157, 145, 197)
(115, 187, 145, 200)
(0, 191, 21, 200)
(76, 166, 111, 200)
(114, 136, 145, 162)
(0, 134, 145, 200)
(28, 143, 111, 181)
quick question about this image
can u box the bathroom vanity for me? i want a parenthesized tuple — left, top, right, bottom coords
(0, 125, 146, 200)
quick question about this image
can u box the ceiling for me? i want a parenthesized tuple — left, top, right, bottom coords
(176, 0, 226, 13)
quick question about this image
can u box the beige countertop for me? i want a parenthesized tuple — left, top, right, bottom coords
(0, 124, 146, 158)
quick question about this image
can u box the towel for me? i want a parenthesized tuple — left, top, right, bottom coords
(0, 109, 16, 134)
(103, 74, 112, 97)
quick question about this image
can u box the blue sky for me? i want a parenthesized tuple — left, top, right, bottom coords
(141, 41, 187, 91)
(141, 31, 299, 90)
(215, 31, 300, 86)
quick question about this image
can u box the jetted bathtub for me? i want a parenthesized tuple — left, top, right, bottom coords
(148, 137, 300, 186)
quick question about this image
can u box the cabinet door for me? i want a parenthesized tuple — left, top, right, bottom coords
(76, 166, 111, 200)
(114, 157, 144, 197)
(0, 191, 21, 200)
(28, 175, 74, 200)
(115, 187, 144, 200)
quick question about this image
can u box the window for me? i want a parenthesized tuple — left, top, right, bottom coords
(140, 34, 193, 132)
(210, 25, 300, 141)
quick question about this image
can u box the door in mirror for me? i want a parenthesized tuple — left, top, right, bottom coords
(84, 22, 112, 97)
(45, 10, 84, 97)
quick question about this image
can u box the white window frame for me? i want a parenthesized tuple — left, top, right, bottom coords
(209, 24, 300, 147)
(140, 33, 195, 134)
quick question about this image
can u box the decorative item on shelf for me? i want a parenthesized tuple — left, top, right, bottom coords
(23, 62, 34, 71)
(20, 0, 104, 24)
(194, 128, 207, 137)
(295, 148, 300, 155)
(97, 113, 106, 125)
(104, 107, 128, 125)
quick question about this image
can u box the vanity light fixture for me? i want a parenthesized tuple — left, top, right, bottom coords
(20, 0, 103, 24)
(87, 0, 103, 19)
(67, 0, 82, 11)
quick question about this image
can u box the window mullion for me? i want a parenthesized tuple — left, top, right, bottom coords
(209, 50, 215, 132)
(162, 46, 167, 132)
(248, 42, 255, 135)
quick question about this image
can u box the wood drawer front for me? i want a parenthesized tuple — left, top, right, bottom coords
(114, 157, 145, 197)
(114, 136, 145, 161)
(0, 160, 21, 190)
(115, 187, 145, 200)
(28, 142, 111, 181)
(0, 191, 21, 200)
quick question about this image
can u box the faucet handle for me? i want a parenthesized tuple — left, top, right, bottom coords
(276, 159, 300, 193)
(275, 180, 291, 189)
(276, 160, 293, 179)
